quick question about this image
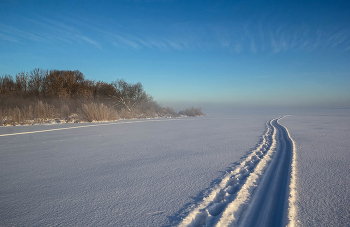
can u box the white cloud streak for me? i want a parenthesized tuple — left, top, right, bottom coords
(0, 16, 101, 48)
(1, 13, 350, 54)
(0, 22, 45, 43)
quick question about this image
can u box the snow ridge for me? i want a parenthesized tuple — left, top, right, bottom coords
(178, 117, 296, 227)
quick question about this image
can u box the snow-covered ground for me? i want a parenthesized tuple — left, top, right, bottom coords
(1, 110, 349, 227)
(0, 115, 275, 226)
(280, 110, 350, 227)
(178, 116, 295, 227)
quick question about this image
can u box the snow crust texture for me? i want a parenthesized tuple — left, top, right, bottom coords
(5, 111, 347, 227)
(280, 111, 350, 227)
(0, 116, 274, 227)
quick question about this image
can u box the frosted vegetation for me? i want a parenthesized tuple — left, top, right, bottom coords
(0, 69, 203, 126)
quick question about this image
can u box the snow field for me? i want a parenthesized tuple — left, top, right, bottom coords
(0, 116, 275, 227)
(179, 116, 299, 227)
(179, 118, 279, 227)
(280, 111, 350, 227)
(4, 111, 347, 226)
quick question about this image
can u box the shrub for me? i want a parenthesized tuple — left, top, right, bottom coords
(34, 101, 57, 119)
(179, 107, 203, 117)
(82, 103, 118, 122)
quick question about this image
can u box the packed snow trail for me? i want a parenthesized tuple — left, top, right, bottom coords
(178, 117, 296, 227)
(239, 118, 292, 227)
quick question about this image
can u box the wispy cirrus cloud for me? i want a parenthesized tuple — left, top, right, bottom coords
(0, 22, 45, 43)
(214, 22, 349, 54)
(0, 16, 101, 49)
(78, 35, 102, 49)
(111, 33, 192, 51)
(1, 12, 350, 54)
(0, 32, 20, 43)
(220, 19, 350, 54)
(112, 34, 141, 49)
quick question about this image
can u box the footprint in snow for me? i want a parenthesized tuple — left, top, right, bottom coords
(227, 184, 239, 194)
(251, 155, 260, 163)
(238, 168, 249, 180)
(208, 201, 227, 216)
(189, 210, 208, 227)
(227, 177, 238, 187)
(245, 161, 255, 170)
(256, 151, 264, 158)
(213, 189, 226, 203)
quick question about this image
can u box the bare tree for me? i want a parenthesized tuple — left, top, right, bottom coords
(111, 79, 147, 112)
(28, 68, 45, 96)
(15, 72, 28, 96)
(0, 75, 15, 94)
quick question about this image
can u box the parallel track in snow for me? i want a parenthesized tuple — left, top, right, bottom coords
(177, 117, 296, 227)
(238, 119, 293, 227)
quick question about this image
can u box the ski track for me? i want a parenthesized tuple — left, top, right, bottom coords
(178, 116, 296, 227)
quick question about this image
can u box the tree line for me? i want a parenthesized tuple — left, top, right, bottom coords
(0, 68, 203, 125)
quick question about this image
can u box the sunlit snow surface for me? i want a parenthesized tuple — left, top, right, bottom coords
(280, 110, 350, 227)
(1, 110, 349, 227)
(0, 115, 274, 226)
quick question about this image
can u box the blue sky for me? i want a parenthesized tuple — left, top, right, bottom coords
(1, 0, 350, 110)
